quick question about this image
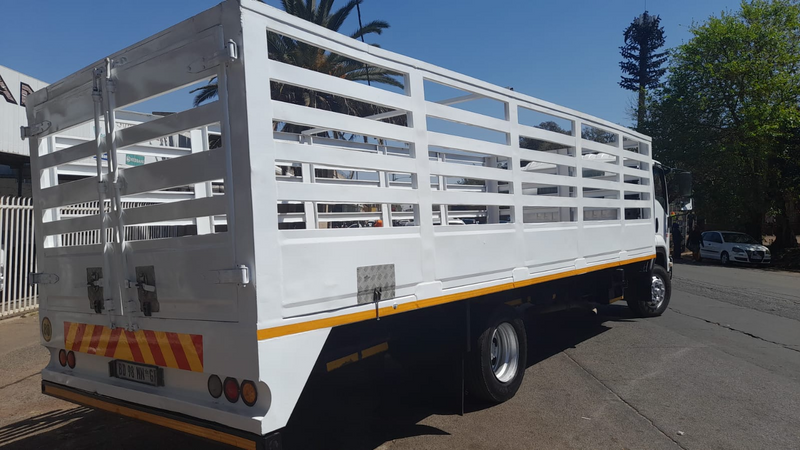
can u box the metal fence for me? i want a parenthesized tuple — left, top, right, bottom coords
(0, 196, 37, 318)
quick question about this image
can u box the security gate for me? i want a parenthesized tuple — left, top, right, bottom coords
(0, 196, 37, 318)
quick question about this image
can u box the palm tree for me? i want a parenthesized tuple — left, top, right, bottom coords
(192, 0, 404, 135)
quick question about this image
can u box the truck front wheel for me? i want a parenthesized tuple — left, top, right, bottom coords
(466, 307, 527, 403)
(627, 265, 671, 317)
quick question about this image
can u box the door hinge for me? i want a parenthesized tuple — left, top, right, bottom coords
(29, 272, 60, 285)
(211, 265, 250, 286)
(187, 39, 238, 73)
(20, 121, 52, 140)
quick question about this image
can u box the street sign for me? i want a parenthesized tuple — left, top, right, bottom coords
(125, 154, 145, 166)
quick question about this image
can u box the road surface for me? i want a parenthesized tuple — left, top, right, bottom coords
(1, 261, 799, 449)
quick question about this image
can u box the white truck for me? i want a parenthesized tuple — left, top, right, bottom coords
(23, 1, 683, 448)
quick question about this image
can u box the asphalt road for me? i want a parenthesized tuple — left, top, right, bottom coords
(1, 261, 799, 449)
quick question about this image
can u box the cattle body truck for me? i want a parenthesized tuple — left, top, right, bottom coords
(23, 1, 673, 448)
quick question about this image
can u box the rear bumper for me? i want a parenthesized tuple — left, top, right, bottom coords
(42, 381, 282, 450)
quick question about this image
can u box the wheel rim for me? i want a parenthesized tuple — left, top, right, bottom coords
(721, 253, 729, 264)
(490, 322, 519, 383)
(648, 275, 666, 310)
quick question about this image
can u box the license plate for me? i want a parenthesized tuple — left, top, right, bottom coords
(109, 360, 164, 386)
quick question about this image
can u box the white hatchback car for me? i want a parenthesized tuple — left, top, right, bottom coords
(700, 231, 771, 265)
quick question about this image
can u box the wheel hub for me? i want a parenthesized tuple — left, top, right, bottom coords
(489, 322, 519, 383)
(649, 275, 666, 309)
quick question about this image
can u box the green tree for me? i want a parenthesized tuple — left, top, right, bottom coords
(643, 0, 800, 247)
(191, 0, 404, 133)
(619, 11, 668, 130)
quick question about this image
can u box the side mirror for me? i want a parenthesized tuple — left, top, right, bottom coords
(674, 172, 692, 198)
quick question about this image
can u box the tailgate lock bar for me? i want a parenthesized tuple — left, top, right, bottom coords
(29, 272, 60, 285)
(211, 265, 250, 286)
(133, 266, 159, 316)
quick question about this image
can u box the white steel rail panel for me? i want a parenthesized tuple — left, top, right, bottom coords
(115, 102, 220, 149)
(517, 124, 578, 148)
(430, 191, 511, 206)
(428, 161, 513, 183)
(424, 102, 510, 134)
(39, 176, 99, 210)
(271, 101, 414, 144)
(273, 141, 417, 174)
(120, 148, 227, 197)
(268, 61, 412, 113)
(578, 177, 622, 191)
(518, 148, 577, 166)
(519, 171, 578, 187)
(581, 139, 621, 155)
(123, 196, 227, 226)
(582, 198, 625, 208)
(427, 132, 511, 158)
(276, 182, 418, 205)
(520, 196, 581, 208)
(581, 158, 623, 174)
(42, 213, 101, 237)
(38, 139, 96, 170)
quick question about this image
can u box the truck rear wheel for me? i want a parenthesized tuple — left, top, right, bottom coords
(627, 265, 671, 317)
(466, 307, 527, 403)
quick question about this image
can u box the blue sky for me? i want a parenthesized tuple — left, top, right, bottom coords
(2, 0, 737, 127)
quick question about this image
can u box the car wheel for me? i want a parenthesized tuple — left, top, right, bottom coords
(720, 252, 730, 266)
(627, 265, 671, 317)
(466, 307, 527, 404)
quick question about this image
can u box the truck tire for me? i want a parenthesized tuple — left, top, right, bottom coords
(627, 265, 671, 317)
(466, 307, 527, 403)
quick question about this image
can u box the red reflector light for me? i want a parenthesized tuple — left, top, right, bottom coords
(223, 377, 239, 403)
(66, 351, 76, 369)
(58, 350, 67, 367)
(241, 380, 258, 407)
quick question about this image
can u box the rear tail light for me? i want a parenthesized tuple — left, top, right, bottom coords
(240, 380, 258, 407)
(208, 375, 223, 399)
(58, 349, 67, 367)
(223, 377, 239, 403)
(66, 351, 76, 369)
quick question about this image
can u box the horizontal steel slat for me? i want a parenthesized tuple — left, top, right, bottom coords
(272, 101, 414, 144)
(580, 139, 621, 155)
(621, 166, 651, 178)
(518, 148, 576, 167)
(269, 61, 412, 113)
(116, 102, 220, 149)
(583, 198, 623, 208)
(621, 151, 651, 164)
(622, 183, 651, 193)
(40, 176, 101, 210)
(519, 171, 577, 187)
(42, 214, 102, 236)
(277, 183, 418, 204)
(38, 140, 97, 171)
(429, 161, 512, 183)
(36, 104, 216, 170)
(124, 195, 227, 226)
(520, 196, 580, 207)
(621, 200, 652, 209)
(517, 124, 577, 148)
(427, 132, 511, 158)
(580, 177, 621, 191)
(274, 141, 417, 174)
(425, 102, 510, 134)
(120, 148, 227, 197)
(581, 159, 622, 174)
(430, 191, 511, 206)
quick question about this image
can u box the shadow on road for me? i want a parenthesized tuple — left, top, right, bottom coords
(0, 309, 623, 450)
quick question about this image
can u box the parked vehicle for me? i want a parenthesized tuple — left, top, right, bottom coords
(700, 231, 771, 265)
(22, 1, 686, 448)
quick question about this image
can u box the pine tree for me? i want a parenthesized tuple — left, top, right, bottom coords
(619, 11, 668, 129)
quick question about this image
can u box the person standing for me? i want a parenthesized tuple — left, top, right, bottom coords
(687, 224, 703, 262)
(671, 221, 683, 262)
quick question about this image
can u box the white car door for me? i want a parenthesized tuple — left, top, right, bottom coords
(701, 232, 721, 260)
